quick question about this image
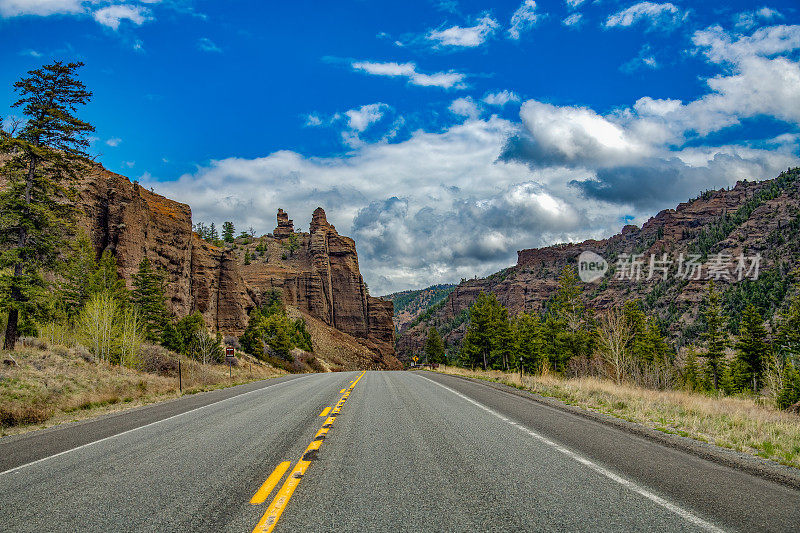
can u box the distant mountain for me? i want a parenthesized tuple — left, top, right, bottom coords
(396, 168, 800, 363)
(380, 284, 456, 333)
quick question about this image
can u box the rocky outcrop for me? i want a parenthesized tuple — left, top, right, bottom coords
(63, 163, 395, 365)
(397, 170, 800, 361)
(240, 207, 395, 361)
(273, 208, 294, 239)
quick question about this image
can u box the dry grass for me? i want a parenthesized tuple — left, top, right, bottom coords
(0, 345, 283, 437)
(435, 366, 800, 469)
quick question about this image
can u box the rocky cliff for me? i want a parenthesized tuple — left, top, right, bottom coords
(397, 169, 800, 361)
(68, 163, 397, 368)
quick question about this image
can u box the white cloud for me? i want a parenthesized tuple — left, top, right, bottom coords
(448, 96, 481, 119)
(0, 0, 82, 17)
(620, 44, 659, 72)
(93, 4, 150, 30)
(106, 137, 122, 147)
(565, 0, 585, 9)
(305, 114, 323, 127)
(197, 37, 221, 53)
(483, 90, 520, 106)
(735, 7, 783, 31)
(508, 0, 543, 40)
(351, 60, 467, 89)
(605, 2, 686, 31)
(562, 13, 582, 27)
(345, 103, 389, 132)
(427, 14, 499, 47)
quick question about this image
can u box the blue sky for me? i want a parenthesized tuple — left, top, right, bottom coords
(2, 0, 800, 294)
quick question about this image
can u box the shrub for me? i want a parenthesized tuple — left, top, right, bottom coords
(138, 344, 179, 376)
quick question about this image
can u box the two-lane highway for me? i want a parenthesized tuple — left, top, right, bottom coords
(1, 371, 799, 532)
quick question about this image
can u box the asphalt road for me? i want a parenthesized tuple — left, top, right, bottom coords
(1, 370, 799, 532)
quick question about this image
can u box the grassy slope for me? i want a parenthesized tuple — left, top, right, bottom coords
(0, 344, 283, 437)
(434, 366, 800, 469)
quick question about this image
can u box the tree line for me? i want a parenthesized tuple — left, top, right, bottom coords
(423, 265, 800, 410)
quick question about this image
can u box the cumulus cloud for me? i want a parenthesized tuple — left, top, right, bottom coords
(147, 22, 800, 294)
(351, 60, 467, 89)
(448, 96, 481, 119)
(605, 2, 687, 31)
(735, 7, 782, 31)
(345, 103, 389, 132)
(562, 13, 582, 27)
(483, 90, 520, 106)
(508, 0, 543, 40)
(565, 0, 585, 9)
(0, 0, 82, 17)
(427, 14, 499, 47)
(106, 137, 122, 147)
(93, 4, 150, 30)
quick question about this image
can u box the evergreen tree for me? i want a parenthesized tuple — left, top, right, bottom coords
(460, 293, 498, 370)
(244, 250, 251, 265)
(88, 250, 128, 303)
(701, 282, 727, 390)
(131, 256, 168, 341)
(684, 348, 700, 391)
(285, 233, 300, 257)
(58, 232, 96, 316)
(424, 326, 446, 365)
(777, 362, 800, 409)
(514, 312, 543, 374)
(733, 305, 770, 392)
(209, 222, 219, 242)
(222, 221, 235, 243)
(491, 304, 514, 371)
(0, 61, 94, 349)
(545, 265, 594, 372)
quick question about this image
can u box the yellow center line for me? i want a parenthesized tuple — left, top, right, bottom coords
(250, 461, 291, 505)
(251, 371, 366, 533)
(339, 389, 346, 393)
(318, 407, 331, 417)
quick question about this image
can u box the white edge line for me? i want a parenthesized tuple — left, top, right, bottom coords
(0, 373, 320, 477)
(417, 374, 727, 533)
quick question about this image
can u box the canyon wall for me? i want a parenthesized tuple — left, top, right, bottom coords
(71, 164, 396, 366)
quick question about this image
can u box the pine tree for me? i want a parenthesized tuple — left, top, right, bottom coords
(491, 304, 514, 371)
(460, 293, 497, 370)
(88, 250, 128, 303)
(733, 305, 770, 392)
(222, 221, 235, 243)
(209, 222, 219, 242)
(0, 61, 94, 349)
(701, 281, 727, 390)
(777, 362, 800, 409)
(131, 257, 168, 341)
(424, 326, 446, 365)
(684, 348, 700, 391)
(546, 265, 594, 372)
(244, 250, 252, 265)
(514, 312, 543, 374)
(58, 232, 97, 316)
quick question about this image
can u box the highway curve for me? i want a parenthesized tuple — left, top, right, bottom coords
(1, 370, 799, 532)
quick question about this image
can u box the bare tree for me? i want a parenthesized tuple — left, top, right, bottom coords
(597, 308, 632, 385)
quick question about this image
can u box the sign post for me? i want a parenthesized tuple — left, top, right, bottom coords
(225, 346, 235, 379)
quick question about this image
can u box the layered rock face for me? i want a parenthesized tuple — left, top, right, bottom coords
(241, 208, 395, 360)
(397, 170, 800, 361)
(74, 165, 254, 334)
(67, 164, 395, 364)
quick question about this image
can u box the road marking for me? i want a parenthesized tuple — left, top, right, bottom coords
(418, 375, 726, 533)
(339, 389, 346, 393)
(252, 371, 366, 533)
(319, 407, 331, 417)
(0, 375, 312, 478)
(251, 461, 291, 505)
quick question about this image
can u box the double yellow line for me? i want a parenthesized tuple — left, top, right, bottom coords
(250, 371, 366, 533)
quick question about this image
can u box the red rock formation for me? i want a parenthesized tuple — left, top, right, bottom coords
(59, 163, 395, 365)
(241, 208, 395, 360)
(273, 208, 294, 239)
(397, 171, 800, 362)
